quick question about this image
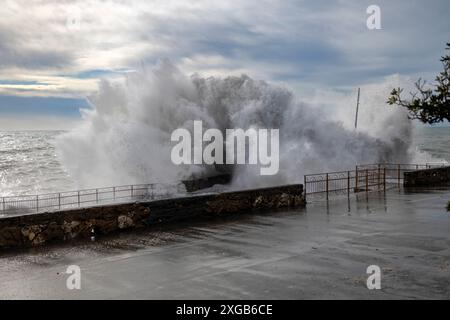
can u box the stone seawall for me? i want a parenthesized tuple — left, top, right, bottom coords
(0, 184, 304, 249)
(182, 174, 231, 192)
(404, 166, 450, 187)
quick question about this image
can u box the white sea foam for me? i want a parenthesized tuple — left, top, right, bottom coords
(54, 60, 442, 190)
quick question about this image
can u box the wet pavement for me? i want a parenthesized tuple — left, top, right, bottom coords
(0, 187, 449, 299)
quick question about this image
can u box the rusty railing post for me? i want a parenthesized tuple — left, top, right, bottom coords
(113, 187, 116, 201)
(326, 173, 329, 200)
(58, 193, 61, 210)
(347, 171, 350, 198)
(36, 195, 39, 213)
(383, 167, 386, 191)
(304, 175, 307, 200)
(377, 164, 381, 190)
(78, 191, 80, 208)
(96, 189, 99, 204)
(355, 167, 358, 192)
(365, 169, 369, 192)
(397, 164, 401, 187)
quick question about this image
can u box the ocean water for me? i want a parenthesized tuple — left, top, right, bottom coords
(0, 127, 449, 197)
(0, 131, 75, 197)
(414, 127, 450, 163)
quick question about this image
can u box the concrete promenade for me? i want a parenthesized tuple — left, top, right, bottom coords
(0, 187, 449, 299)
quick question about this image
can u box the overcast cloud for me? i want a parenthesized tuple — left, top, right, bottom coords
(0, 0, 449, 121)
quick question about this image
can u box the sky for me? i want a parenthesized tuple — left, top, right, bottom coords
(0, 0, 449, 129)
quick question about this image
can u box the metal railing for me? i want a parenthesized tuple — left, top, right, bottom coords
(1, 182, 186, 216)
(2, 163, 447, 214)
(304, 168, 386, 201)
(304, 163, 447, 201)
(356, 163, 446, 185)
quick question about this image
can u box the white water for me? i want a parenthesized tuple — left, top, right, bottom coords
(0, 131, 74, 196)
(53, 60, 439, 190)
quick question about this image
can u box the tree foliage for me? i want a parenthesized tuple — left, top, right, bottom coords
(387, 43, 450, 124)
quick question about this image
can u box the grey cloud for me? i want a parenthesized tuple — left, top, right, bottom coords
(0, 0, 449, 94)
(0, 30, 73, 70)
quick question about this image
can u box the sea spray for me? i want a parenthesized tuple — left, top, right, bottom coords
(56, 60, 427, 190)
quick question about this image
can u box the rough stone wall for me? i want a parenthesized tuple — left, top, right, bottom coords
(0, 184, 304, 249)
(182, 174, 231, 192)
(404, 167, 450, 187)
